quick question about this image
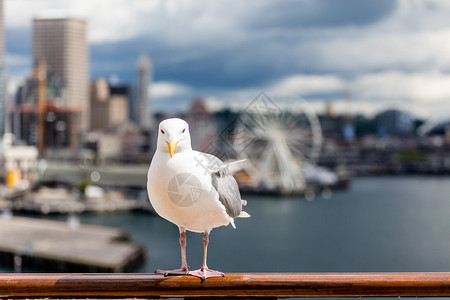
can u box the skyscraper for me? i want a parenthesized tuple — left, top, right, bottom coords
(135, 53, 153, 130)
(33, 16, 89, 133)
(90, 78, 130, 131)
(0, 0, 5, 135)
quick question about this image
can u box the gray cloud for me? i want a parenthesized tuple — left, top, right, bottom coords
(87, 0, 401, 90)
(246, 0, 397, 29)
(5, 0, 450, 117)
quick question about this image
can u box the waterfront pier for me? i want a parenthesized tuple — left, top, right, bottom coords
(0, 216, 144, 272)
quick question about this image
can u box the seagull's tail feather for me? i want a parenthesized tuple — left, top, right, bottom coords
(225, 159, 247, 168)
(238, 211, 250, 218)
(211, 159, 247, 174)
(230, 219, 236, 229)
(239, 200, 250, 218)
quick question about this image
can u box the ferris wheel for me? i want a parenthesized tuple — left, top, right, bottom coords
(231, 92, 323, 194)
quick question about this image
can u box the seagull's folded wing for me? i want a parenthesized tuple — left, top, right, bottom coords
(197, 152, 249, 219)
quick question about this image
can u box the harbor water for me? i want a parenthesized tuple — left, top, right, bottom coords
(2, 176, 450, 273)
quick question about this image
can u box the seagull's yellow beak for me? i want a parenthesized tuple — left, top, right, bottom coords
(166, 138, 178, 158)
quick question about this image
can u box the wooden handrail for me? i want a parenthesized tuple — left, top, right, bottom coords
(0, 273, 450, 298)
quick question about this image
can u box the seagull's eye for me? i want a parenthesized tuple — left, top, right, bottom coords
(182, 128, 186, 133)
(161, 129, 165, 134)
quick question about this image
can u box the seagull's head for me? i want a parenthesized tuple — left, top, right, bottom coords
(157, 118, 192, 158)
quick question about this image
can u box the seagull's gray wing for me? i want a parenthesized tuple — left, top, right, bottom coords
(199, 153, 243, 218)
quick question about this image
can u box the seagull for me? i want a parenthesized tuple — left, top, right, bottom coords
(147, 118, 250, 280)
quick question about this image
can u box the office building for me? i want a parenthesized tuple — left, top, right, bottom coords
(90, 78, 130, 131)
(135, 53, 153, 130)
(33, 16, 89, 132)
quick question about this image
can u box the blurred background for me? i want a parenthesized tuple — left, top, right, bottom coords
(0, 0, 448, 276)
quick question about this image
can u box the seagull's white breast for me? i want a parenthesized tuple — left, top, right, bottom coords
(147, 151, 231, 233)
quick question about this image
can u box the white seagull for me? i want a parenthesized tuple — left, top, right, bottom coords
(147, 118, 250, 280)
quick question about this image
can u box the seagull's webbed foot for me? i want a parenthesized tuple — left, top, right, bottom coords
(189, 267, 224, 280)
(155, 266, 190, 276)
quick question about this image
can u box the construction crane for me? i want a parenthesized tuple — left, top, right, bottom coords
(32, 61, 47, 157)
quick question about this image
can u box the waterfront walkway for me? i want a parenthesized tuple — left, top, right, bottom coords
(41, 162, 148, 188)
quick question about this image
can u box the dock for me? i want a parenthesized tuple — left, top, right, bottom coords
(15, 195, 151, 214)
(0, 216, 144, 272)
(6, 186, 154, 215)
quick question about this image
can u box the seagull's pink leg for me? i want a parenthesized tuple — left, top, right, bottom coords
(190, 231, 224, 280)
(155, 229, 190, 276)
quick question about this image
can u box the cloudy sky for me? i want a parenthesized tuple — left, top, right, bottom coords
(5, 0, 450, 118)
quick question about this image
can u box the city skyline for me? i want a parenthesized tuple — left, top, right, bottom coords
(4, 0, 450, 119)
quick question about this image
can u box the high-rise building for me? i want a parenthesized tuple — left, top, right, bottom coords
(109, 85, 130, 129)
(0, 0, 5, 135)
(33, 16, 89, 132)
(90, 78, 110, 131)
(135, 53, 153, 130)
(90, 78, 130, 131)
